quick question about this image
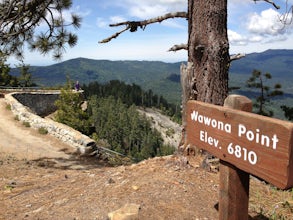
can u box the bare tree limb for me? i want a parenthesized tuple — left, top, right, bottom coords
(168, 44, 245, 62)
(254, 0, 280, 9)
(168, 44, 188, 51)
(171, 46, 246, 62)
(99, 27, 129, 44)
(230, 53, 246, 61)
(278, 0, 293, 25)
(99, 12, 187, 44)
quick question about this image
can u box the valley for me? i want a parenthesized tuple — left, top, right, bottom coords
(9, 49, 293, 120)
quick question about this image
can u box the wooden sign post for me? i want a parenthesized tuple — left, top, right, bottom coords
(186, 95, 293, 219)
(219, 95, 252, 220)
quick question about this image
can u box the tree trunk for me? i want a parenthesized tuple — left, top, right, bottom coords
(180, 0, 230, 153)
(188, 0, 229, 103)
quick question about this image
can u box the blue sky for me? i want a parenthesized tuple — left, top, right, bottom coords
(7, 0, 293, 66)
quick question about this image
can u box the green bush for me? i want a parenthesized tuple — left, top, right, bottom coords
(166, 128, 175, 137)
(38, 127, 48, 135)
(22, 121, 30, 127)
(5, 104, 11, 110)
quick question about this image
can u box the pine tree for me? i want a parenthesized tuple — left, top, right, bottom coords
(0, 0, 81, 59)
(246, 69, 283, 117)
(55, 88, 91, 135)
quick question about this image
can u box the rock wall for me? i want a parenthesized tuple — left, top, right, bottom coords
(5, 93, 96, 155)
(12, 92, 59, 117)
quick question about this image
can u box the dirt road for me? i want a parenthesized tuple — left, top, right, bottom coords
(0, 98, 74, 160)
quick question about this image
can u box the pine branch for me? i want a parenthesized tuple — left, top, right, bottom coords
(0, 0, 81, 59)
(99, 12, 187, 44)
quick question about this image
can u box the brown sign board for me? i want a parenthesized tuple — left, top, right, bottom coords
(186, 100, 293, 190)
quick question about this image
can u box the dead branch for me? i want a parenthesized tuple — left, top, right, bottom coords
(253, 0, 280, 9)
(168, 44, 245, 61)
(99, 27, 129, 44)
(99, 12, 187, 44)
(278, 0, 293, 25)
(168, 44, 188, 52)
(230, 53, 246, 61)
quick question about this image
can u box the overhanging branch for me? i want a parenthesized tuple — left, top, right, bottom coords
(99, 11, 187, 44)
(253, 0, 280, 9)
(99, 27, 129, 44)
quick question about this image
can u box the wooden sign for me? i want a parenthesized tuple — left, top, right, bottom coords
(186, 100, 293, 190)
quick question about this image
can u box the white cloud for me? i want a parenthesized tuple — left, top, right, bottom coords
(128, 4, 169, 19)
(228, 30, 248, 45)
(161, 19, 186, 29)
(264, 35, 288, 43)
(72, 5, 91, 17)
(247, 8, 285, 36)
(96, 16, 126, 29)
(250, 35, 264, 42)
(113, 0, 186, 19)
(96, 17, 108, 28)
(99, 0, 187, 30)
(110, 16, 126, 23)
(229, 6, 293, 54)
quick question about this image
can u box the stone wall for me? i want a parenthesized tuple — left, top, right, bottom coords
(4, 93, 96, 155)
(12, 92, 59, 117)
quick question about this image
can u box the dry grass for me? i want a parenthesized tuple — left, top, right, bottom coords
(250, 178, 293, 219)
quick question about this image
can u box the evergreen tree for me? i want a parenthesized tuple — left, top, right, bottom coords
(17, 62, 35, 87)
(55, 88, 91, 135)
(246, 69, 283, 117)
(88, 96, 174, 161)
(83, 80, 181, 122)
(0, 0, 81, 59)
(281, 105, 293, 121)
(0, 54, 18, 86)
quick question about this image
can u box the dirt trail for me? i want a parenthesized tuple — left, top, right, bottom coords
(0, 98, 74, 160)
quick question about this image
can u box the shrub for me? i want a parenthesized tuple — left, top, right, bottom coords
(5, 104, 11, 110)
(22, 121, 30, 127)
(38, 127, 48, 135)
(166, 128, 175, 137)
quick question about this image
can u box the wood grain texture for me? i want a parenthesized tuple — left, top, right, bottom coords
(186, 99, 293, 189)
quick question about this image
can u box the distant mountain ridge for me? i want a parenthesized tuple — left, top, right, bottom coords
(11, 58, 183, 104)
(10, 49, 293, 105)
(229, 49, 293, 78)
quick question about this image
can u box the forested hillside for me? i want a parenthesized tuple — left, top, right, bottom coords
(9, 49, 293, 119)
(54, 81, 178, 162)
(10, 59, 182, 104)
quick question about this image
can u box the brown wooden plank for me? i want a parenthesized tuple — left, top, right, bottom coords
(186, 99, 293, 189)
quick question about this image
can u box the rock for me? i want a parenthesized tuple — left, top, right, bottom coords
(108, 178, 115, 184)
(131, 185, 139, 191)
(108, 203, 140, 220)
